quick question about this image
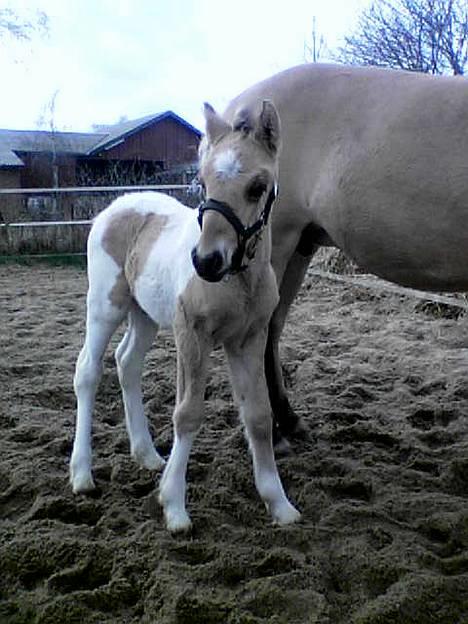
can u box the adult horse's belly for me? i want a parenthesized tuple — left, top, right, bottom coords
(328, 204, 468, 293)
(310, 136, 468, 293)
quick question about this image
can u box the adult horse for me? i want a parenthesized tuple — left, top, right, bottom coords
(221, 63, 468, 443)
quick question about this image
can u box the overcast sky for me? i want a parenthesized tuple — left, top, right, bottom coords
(0, 0, 370, 133)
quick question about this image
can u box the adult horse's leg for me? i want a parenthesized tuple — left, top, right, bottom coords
(266, 243, 317, 441)
(225, 329, 300, 525)
(115, 305, 165, 471)
(71, 298, 125, 493)
(159, 308, 212, 532)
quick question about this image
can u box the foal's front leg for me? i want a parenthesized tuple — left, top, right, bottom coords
(226, 329, 300, 525)
(159, 309, 211, 532)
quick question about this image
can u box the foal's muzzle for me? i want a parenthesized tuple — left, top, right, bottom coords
(193, 186, 277, 281)
(191, 248, 227, 283)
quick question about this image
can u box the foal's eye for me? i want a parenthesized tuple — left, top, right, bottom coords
(246, 180, 267, 202)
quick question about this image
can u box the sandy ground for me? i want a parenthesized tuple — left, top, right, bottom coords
(1, 263, 468, 624)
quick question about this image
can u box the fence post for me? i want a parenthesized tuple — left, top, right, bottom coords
(0, 222, 10, 254)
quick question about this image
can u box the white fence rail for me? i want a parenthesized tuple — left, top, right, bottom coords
(0, 184, 190, 195)
(0, 184, 193, 257)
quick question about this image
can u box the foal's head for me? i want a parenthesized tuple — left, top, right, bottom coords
(192, 100, 281, 282)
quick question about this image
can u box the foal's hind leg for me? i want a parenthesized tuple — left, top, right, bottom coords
(70, 298, 125, 493)
(115, 305, 165, 471)
(226, 330, 300, 525)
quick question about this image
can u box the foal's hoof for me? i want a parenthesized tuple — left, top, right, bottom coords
(163, 507, 192, 533)
(132, 444, 166, 472)
(273, 502, 301, 526)
(70, 472, 96, 495)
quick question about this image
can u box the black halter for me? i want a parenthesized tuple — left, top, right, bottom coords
(197, 185, 277, 274)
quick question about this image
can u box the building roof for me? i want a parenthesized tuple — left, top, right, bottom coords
(89, 111, 201, 154)
(0, 129, 106, 167)
(0, 146, 24, 167)
(0, 111, 201, 168)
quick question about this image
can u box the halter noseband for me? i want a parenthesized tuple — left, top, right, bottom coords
(197, 185, 277, 274)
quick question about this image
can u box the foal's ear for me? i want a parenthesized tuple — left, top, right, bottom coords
(203, 102, 231, 145)
(255, 100, 281, 155)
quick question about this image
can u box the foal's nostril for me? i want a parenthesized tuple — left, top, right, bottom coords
(209, 251, 223, 273)
(191, 248, 225, 282)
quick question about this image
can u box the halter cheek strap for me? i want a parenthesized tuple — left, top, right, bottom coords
(197, 185, 277, 273)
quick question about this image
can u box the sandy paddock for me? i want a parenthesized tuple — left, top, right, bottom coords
(1, 263, 468, 623)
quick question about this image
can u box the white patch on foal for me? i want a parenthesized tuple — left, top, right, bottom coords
(214, 148, 242, 179)
(70, 192, 200, 496)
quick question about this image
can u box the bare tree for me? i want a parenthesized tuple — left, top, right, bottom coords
(28, 91, 67, 220)
(36, 90, 61, 189)
(304, 16, 327, 63)
(335, 0, 468, 75)
(0, 7, 48, 41)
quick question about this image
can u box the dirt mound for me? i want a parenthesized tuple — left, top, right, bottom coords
(1, 265, 468, 623)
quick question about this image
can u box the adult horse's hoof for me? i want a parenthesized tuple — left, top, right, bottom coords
(288, 416, 309, 440)
(273, 435, 291, 456)
(272, 420, 291, 455)
(273, 397, 309, 442)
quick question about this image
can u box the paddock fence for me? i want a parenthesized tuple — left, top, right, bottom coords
(0, 185, 466, 315)
(0, 184, 195, 260)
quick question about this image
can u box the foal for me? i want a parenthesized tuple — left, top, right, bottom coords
(70, 101, 300, 532)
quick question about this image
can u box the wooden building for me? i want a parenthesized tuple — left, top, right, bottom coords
(0, 111, 201, 221)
